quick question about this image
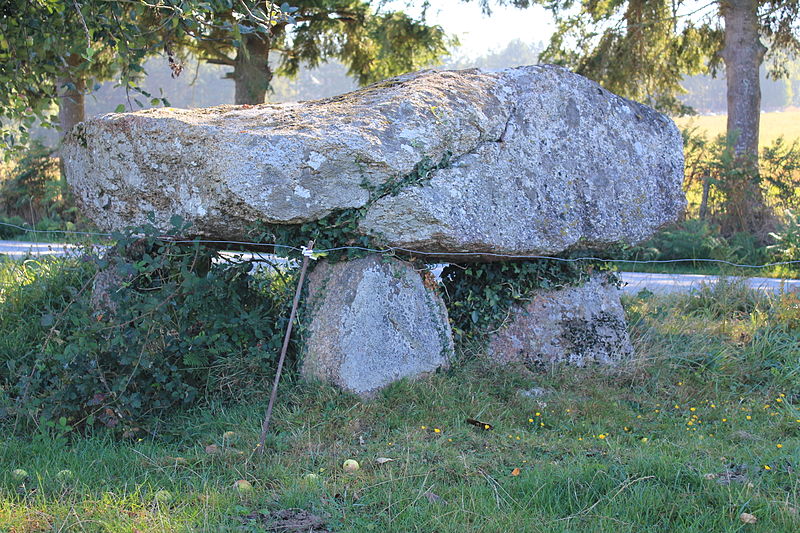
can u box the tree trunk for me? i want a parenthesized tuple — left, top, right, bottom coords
(720, 0, 771, 235)
(233, 34, 272, 104)
(57, 54, 86, 137)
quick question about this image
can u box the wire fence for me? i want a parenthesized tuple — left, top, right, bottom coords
(3, 220, 800, 270)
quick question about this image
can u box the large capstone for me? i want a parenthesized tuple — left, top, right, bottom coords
(63, 65, 685, 260)
(301, 255, 453, 395)
(487, 274, 633, 366)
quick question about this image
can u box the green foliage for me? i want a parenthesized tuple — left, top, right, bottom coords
(265, 207, 373, 262)
(769, 209, 800, 262)
(537, 0, 800, 115)
(0, 219, 298, 432)
(188, 1, 452, 103)
(0, 0, 282, 149)
(676, 277, 764, 319)
(0, 215, 25, 239)
(441, 259, 614, 343)
(681, 128, 800, 239)
(539, 0, 712, 114)
(760, 137, 800, 210)
(611, 218, 775, 271)
(647, 220, 730, 262)
(0, 141, 83, 231)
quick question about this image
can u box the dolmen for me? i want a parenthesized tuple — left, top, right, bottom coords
(63, 65, 685, 395)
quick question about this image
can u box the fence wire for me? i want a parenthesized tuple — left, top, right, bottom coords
(2, 220, 800, 269)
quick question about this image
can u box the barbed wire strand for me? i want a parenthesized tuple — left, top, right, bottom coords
(2, 220, 800, 270)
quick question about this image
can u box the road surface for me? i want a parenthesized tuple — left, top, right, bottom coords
(0, 240, 80, 258)
(2, 240, 798, 295)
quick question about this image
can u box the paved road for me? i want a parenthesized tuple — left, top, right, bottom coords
(618, 271, 800, 295)
(2, 240, 798, 295)
(0, 240, 80, 258)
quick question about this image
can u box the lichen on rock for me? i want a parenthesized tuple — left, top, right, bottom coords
(301, 254, 453, 395)
(63, 65, 685, 261)
(487, 274, 634, 367)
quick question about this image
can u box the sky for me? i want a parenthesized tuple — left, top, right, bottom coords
(384, 1, 555, 57)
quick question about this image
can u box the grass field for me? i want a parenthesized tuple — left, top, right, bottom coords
(676, 110, 800, 147)
(2, 280, 799, 532)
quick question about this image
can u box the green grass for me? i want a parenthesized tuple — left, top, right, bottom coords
(2, 278, 799, 531)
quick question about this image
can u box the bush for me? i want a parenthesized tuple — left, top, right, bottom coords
(1, 220, 297, 433)
(0, 214, 26, 239)
(682, 129, 800, 238)
(768, 209, 800, 263)
(0, 141, 87, 235)
(615, 220, 772, 268)
(644, 219, 731, 262)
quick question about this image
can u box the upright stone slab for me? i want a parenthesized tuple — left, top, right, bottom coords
(488, 275, 633, 366)
(302, 255, 453, 395)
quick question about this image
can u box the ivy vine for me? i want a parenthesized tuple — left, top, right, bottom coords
(441, 259, 619, 344)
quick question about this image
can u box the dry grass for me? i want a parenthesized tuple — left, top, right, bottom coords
(676, 110, 800, 147)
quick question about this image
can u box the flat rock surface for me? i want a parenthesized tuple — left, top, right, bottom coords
(63, 65, 684, 260)
(301, 255, 453, 395)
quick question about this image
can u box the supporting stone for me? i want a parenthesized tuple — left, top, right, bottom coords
(487, 274, 633, 367)
(301, 255, 453, 395)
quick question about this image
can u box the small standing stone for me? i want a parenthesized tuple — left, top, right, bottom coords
(301, 254, 453, 395)
(488, 274, 633, 367)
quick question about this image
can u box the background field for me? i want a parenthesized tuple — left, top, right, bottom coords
(677, 110, 800, 147)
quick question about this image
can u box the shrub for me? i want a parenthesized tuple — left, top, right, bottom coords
(0, 141, 87, 234)
(1, 220, 298, 433)
(768, 209, 800, 263)
(0, 214, 26, 239)
(682, 129, 800, 238)
(644, 219, 731, 262)
(619, 220, 770, 268)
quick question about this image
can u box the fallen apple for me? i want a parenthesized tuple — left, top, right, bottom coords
(342, 459, 360, 473)
(154, 490, 173, 503)
(233, 479, 253, 493)
(222, 431, 237, 441)
(11, 469, 28, 481)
